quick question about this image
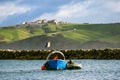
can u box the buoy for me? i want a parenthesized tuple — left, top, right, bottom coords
(41, 65, 46, 70)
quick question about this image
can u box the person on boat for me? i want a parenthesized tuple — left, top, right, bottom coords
(53, 55, 58, 60)
(67, 59, 74, 64)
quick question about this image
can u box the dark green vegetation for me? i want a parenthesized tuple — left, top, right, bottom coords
(0, 49, 120, 59)
(0, 23, 120, 50)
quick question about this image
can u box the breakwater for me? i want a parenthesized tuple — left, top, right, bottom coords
(0, 48, 120, 59)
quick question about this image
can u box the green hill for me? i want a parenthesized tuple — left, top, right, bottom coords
(0, 24, 44, 42)
(1, 23, 120, 43)
(0, 23, 120, 50)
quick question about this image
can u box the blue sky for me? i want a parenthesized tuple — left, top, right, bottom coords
(0, 0, 120, 27)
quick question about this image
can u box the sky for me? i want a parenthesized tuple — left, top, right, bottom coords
(0, 0, 120, 27)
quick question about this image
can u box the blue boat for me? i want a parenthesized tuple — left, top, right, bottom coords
(41, 51, 82, 70)
(45, 60, 67, 70)
(41, 51, 67, 70)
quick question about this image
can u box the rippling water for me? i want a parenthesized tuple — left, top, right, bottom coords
(0, 60, 120, 80)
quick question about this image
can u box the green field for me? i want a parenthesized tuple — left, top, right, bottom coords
(0, 25, 44, 42)
(60, 23, 120, 43)
(0, 23, 120, 43)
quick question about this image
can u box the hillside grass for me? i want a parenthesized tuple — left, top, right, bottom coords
(0, 27, 44, 42)
(0, 23, 120, 43)
(61, 30, 103, 43)
(59, 23, 120, 43)
(0, 27, 19, 42)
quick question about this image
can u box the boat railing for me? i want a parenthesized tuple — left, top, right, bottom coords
(46, 51, 65, 60)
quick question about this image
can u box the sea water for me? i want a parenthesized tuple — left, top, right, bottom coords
(0, 60, 120, 80)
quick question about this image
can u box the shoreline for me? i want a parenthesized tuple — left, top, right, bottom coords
(0, 48, 120, 60)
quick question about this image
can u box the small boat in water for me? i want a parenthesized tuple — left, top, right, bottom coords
(41, 51, 82, 70)
(41, 51, 67, 70)
(67, 62, 82, 70)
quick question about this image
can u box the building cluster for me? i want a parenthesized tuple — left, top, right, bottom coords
(22, 19, 67, 25)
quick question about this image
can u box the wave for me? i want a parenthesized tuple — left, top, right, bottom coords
(0, 68, 40, 73)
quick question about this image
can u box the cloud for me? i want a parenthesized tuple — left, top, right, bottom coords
(35, 0, 120, 23)
(105, 1, 120, 12)
(0, 1, 31, 22)
(35, 1, 91, 21)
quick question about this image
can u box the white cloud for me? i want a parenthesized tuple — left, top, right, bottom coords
(35, 0, 120, 23)
(105, 1, 120, 12)
(0, 1, 31, 22)
(56, 2, 89, 18)
(36, 1, 91, 21)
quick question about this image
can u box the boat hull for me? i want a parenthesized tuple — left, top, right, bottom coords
(67, 63, 82, 70)
(45, 60, 67, 70)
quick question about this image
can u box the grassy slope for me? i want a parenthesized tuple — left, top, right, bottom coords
(0, 26, 44, 42)
(59, 23, 120, 43)
(0, 23, 120, 43)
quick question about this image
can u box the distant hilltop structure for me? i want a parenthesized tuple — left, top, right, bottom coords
(20, 19, 68, 30)
(22, 19, 67, 25)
